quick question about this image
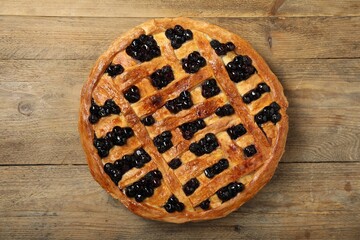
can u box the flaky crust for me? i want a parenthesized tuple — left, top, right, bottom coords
(79, 17, 288, 223)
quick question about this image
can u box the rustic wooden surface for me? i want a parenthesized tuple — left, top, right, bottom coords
(0, 0, 359, 239)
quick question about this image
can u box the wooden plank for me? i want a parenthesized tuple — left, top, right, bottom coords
(0, 59, 359, 165)
(0, 163, 359, 239)
(0, 0, 359, 17)
(0, 16, 359, 60)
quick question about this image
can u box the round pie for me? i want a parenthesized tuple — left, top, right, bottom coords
(79, 17, 288, 223)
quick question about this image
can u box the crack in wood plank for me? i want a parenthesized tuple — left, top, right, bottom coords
(270, 0, 286, 16)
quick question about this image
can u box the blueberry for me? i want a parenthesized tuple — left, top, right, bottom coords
(164, 203, 176, 213)
(255, 113, 265, 125)
(98, 107, 108, 117)
(217, 188, 231, 202)
(168, 158, 182, 169)
(135, 193, 145, 202)
(204, 167, 215, 178)
(106, 64, 124, 77)
(242, 94, 252, 104)
(165, 91, 193, 114)
(150, 170, 163, 180)
(142, 186, 154, 197)
(199, 199, 210, 210)
(112, 135, 125, 146)
(263, 106, 275, 117)
(149, 178, 161, 188)
(234, 182, 245, 192)
(184, 30, 193, 40)
(225, 42, 235, 51)
(227, 124, 247, 140)
(174, 25, 184, 34)
(270, 102, 281, 112)
(122, 127, 134, 138)
(141, 115, 155, 126)
(226, 55, 256, 82)
(189, 142, 203, 156)
(210, 39, 235, 56)
(257, 83, 270, 93)
(125, 185, 136, 198)
(104, 163, 113, 174)
(210, 40, 221, 48)
(150, 65, 175, 89)
(218, 159, 229, 170)
(182, 51, 206, 73)
(165, 25, 193, 49)
(183, 178, 200, 196)
(175, 202, 185, 212)
(244, 145, 257, 157)
(270, 112, 282, 123)
(250, 90, 261, 101)
(124, 86, 140, 103)
(228, 183, 239, 197)
(196, 119, 206, 129)
(165, 29, 174, 38)
(97, 148, 108, 158)
(201, 79, 221, 98)
(89, 103, 100, 115)
(215, 104, 235, 117)
(168, 195, 177, 204)
(88, 114, 99, 124)
(126, 34, 160, 62)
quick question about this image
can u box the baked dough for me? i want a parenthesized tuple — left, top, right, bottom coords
(79, 17, 288, 223)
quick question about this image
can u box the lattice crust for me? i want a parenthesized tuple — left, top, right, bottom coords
(79, 18, 288, 223)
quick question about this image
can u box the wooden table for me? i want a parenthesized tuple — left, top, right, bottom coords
(1, 1, 359, 239)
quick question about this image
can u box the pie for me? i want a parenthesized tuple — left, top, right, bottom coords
(78, 17, 288, 223)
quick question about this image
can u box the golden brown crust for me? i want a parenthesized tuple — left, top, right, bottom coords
(79, 17, 288, 223)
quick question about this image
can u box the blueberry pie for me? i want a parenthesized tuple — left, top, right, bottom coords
(79, 18, 288, 223)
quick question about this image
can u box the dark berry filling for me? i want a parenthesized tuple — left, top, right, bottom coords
(204, 159, 229, 179)
(216, 182, 245, 202)
(182, 178, 200, 196)
(106, 64, 124, 77)
(125, 170, 163, 202)
(153, 131, 173, 153)
(165, 91, 193, 114)
(168, 158, 182, 169)
(226, 124, 247, 140)
(103, 163, 122, 184)
(242, 82, 270, 104)
(88, 99, 121, 124)
(124, 85, 140, 103)
(103, 148, 151, 184)
(163, 195, 185, 213)
(181, 51, 206, 74)
(201, 78, 221, 99)
(165, 25, 193, 49)
(189, 133, 219, 156)
(93, 126, 134, 158)
(254, 102, 282, 125)
(199, 199, 211, 210)
(215, 104, 235, 117)
(125, 34, 161, 62)
(150, 65, 175, 89)
(226, 55, 256, 83)
(243, 144, 257, 157)
(141, 115, 155, 126)
(210, 39, 235, 56)
(179, 118, 206, 140)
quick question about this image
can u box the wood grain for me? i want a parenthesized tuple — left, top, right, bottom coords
(0, 59, 358, 165)
(0, 163, 359, 239)
(0, 1, 359, 238)
(0, 0, 359, 17)
(0, 16, 359, 60)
